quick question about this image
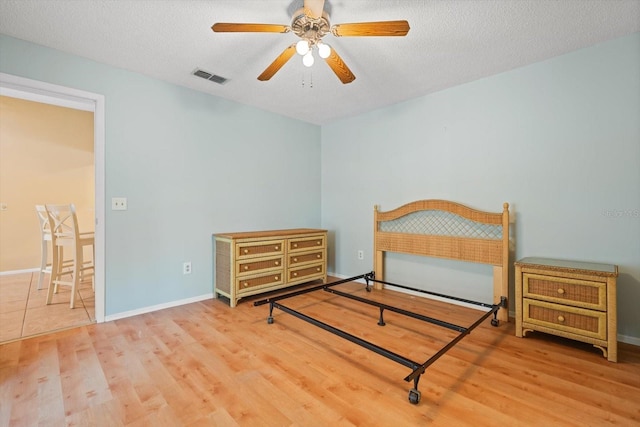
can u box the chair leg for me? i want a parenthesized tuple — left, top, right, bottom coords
(47, 243, 65, 304)
(38, 239, 47, 290)
(70, 244, 82, 309)
(54, 246, 62, 294)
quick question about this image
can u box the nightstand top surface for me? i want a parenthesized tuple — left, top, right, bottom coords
(515, 257, 618, 276)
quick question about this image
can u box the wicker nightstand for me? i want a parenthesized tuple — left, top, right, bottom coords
(515, 257, 618, 362)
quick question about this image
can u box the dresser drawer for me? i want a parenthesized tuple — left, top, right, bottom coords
(288, 235, 325, 253)
(236, 256, 283, 277)
(236, 271, 284, 294)
(523, 273, 606, 311)
(289, 250, 324, 267)
(288, 263, 324, 282)
(236, 239, 284, 259)
(523, 299, 606, 341)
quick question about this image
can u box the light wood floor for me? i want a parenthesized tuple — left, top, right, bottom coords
(1, 279, 638, 426)
(0, 272, 95, 343)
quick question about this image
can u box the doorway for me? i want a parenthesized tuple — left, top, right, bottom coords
(0, 73, 105, 341)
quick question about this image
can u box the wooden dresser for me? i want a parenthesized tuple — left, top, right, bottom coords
(214, 228, 327, 307)
(515, 257, 618, 362)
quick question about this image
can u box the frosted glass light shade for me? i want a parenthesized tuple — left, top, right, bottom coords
(296, 40, 310, 55)
(303, 51, 314, 67)
(317, 42, 331, 59)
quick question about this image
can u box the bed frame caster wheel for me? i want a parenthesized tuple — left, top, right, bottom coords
(490, 318, 499, 327)
(267, 316, 274, 324)
(408, 388, 421, 404)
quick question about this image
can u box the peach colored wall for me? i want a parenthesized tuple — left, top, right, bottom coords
(0, 95, 94, 272)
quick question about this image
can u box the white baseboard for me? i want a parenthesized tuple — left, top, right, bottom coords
(328, 272, 639, 346)
(105, 293, 214, 322)
(619, 334, 640, 346)
(0, 268, 39, 276)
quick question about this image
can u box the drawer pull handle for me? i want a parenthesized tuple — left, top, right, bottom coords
(293, 257, 298, 262)
(316, 254, 321, 258)
(244, 266, 249, 270)
(275, 276, 279, 280)
(293, 243, 298, 248)
(243, 282, 249, 287)
(275, 246, 279, 250)
(316, 241, 321, 245)
(293, 272, 298, 277)
(557, 288, 565, 295)
(274, 261, 279, 266)
(243, 249, 249, 254)
(557, 315, 565, 323)
(316, 267, 321, 272)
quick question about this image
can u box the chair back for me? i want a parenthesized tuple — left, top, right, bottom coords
(46, 204, 81, 248)
(35, 204, 52, 241)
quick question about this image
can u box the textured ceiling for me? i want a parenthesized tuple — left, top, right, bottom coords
(0, 0, 639, 125)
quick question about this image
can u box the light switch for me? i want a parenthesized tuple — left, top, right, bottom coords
(112, 197, 127, 210)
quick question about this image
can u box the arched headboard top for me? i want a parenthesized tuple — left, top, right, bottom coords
(375, 200, 509, 225)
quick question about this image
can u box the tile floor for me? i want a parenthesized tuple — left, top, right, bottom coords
(0, 272, 95, 343)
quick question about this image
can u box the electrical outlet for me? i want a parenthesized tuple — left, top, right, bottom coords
(111, 197, 127, 210)
(357, 250, 364, 260)
(183, 261, 192, 275)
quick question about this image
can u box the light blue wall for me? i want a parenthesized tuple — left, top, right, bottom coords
(321, 33, 640, 342)
(0, 34, 321, 316)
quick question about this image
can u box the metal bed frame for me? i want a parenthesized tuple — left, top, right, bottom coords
(255, 200, 510, 404)
(255, 272, 507, 404)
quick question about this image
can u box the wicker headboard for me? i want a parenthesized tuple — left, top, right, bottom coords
(374, 200, 510, 321)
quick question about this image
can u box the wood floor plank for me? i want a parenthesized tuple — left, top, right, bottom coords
(1, 278, 639, 426)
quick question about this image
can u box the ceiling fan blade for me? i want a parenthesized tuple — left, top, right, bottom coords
(212, 23, 290, 33)
(331, 20, 410, 37)
(258, 44, 297, 81)
(303, 0, 325, 19)
(324, 48, 355, 84)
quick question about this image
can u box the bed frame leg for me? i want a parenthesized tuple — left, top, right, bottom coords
(491, 296, 507, 327)
(378, 308, 386, 326)
(490, 311, 499, 327)
(408, 376, 422, 404)
(364, 271, 374, 292)
(267, 302, 275, 324)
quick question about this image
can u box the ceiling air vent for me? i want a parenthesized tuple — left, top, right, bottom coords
(193, 69, 228, 84)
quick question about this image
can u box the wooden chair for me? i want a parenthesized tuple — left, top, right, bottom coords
(45, 204, 95, 308)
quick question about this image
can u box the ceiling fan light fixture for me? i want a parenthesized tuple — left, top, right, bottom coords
(303, 51, 314, 67)
(317, 42, 331, 59)
(296, 40, 310, 55)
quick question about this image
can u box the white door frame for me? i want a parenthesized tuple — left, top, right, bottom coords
(0, 72, 106, 323)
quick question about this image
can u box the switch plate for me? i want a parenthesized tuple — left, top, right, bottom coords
(112, 197, 127, 210)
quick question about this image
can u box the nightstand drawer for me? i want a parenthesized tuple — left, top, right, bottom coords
(523, 273, 606, 310)
(288, 235, 325, 252)
(236, 239, 284, 259)
(236, 256, 283, 276)
(523, 299, 606, 341)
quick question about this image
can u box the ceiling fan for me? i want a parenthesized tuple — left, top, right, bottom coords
(211, 0, 410, 84)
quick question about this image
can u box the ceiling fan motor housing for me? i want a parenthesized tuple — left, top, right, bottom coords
(291, 8, 330, 45)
